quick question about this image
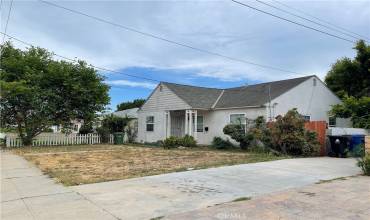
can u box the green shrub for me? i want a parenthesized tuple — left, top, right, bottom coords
(211, 137, 235, 149)
(182, 135, 197, 148)
(223, 124, 253, 150)
(162, 136, 180, 149)
(79, 123, 93, 134)
(162, 135, 197, 149)
(357, 153, 370, 176)
(96, 127, 110, 143)
(270, 109, 319, 156)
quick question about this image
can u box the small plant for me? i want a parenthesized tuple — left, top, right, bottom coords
(211, 137, 235, 149)
(162, 136, 181, 149)
(357, 153, 370, 176)
(182, 135, 197, 148)
(161, 135, 197, 149)
(231, 197, 251, 202)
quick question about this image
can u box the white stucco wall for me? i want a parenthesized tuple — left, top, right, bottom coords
(269, 76, 342, 122)
(138, 111, 167, 143)
(196, 108, 266, 145)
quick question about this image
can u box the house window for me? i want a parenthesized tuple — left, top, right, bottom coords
(230, 114, 246, 130)
(146, 116, 154, 131)
(313, 78, 317, 86)
(196, 116, 203, 132)
(302, 115, 310, 122)
(329, 117, 336, 127)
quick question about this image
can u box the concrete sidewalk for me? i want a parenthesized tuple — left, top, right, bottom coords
(72, 157, 360, 219)
(1, 151, 116, 220)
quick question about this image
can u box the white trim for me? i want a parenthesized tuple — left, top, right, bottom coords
(145, 115, 155, 132)
(195, 115, 204, 133)
(211, 89, 225, 109)
(229, 113, 247, 124)
(214, 105, 264, 110)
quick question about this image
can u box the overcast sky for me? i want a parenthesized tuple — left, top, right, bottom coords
(2, 0, 370, 110)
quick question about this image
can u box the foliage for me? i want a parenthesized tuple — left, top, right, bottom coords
(161, 135, 197, 149)
(325, 40, 370, 99)
(116, 99, 145, 111)
(182, 135, 197, 147)
(357, 153, 370, 176)
(101, 114, 131, 133)
(223, 124, 254, 150)
(96, 127, 110, 143)
(330, 96, 370, 129)
(211, 137, 235, 149)
(269, 109, 320, 156)
(0, 42, 109, 145)
(79, 123, 93, 134)
(125, 122, 138, 143)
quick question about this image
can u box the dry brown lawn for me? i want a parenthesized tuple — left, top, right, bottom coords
(13, 145, 287, 186)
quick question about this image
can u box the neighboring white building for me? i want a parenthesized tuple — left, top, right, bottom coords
(50, 119, 83, 133)
(111, 108, 139, 119)
(137, 75, 344, 145)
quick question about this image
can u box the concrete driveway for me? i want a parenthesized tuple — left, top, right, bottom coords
(1, 151, 361, 220)
(165, 176, 370, 220)
(72, 157, 360, 219)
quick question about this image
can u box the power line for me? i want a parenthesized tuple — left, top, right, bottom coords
(1, 0, 13, 45)
(271, 0, 370, 41)
(255, 0, 366, 42)
(38, 0, 301, 75)
(231, 0, 356, 44)
(1, 32, 160, 83)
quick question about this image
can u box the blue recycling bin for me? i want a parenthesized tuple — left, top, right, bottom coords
(348, 135, 365, 157)
(349, 135, 365, 151)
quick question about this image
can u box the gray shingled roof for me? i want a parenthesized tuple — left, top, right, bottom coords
(162, 75, 314, 109)
(111, 108, 139, 118)
(163, 82, 222, 109)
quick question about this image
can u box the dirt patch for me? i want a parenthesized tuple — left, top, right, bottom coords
(15, 145, 287, 186)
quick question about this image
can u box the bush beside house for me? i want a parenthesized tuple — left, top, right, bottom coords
(357, 153, 370, 176)
(161, 135, 197, 148)
(222, 109, 320, 157)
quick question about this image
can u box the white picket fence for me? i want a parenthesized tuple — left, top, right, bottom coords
(5, 133, 114, 147)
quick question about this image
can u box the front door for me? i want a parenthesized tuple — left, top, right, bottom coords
(171, 111, 184, 137)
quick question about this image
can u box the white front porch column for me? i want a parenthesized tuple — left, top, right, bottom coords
(165, 111, 171, 138)
(188, 110, 193, 136)
(185, 110, 189, 135)
(193, 110, 197, 140)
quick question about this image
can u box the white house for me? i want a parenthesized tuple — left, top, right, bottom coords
(137, 75, 344, 145)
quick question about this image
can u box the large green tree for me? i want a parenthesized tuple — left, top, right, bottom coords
(0, 42, 110, 145)
(116, 98, 145, 111)
(325, 40, 370, 128)
(325, 40, 369, 98)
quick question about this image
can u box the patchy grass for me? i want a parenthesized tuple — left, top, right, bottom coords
(231, 197, 252, 202)
(13, 145, 288, 186)
(315, 177, 348, 184)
